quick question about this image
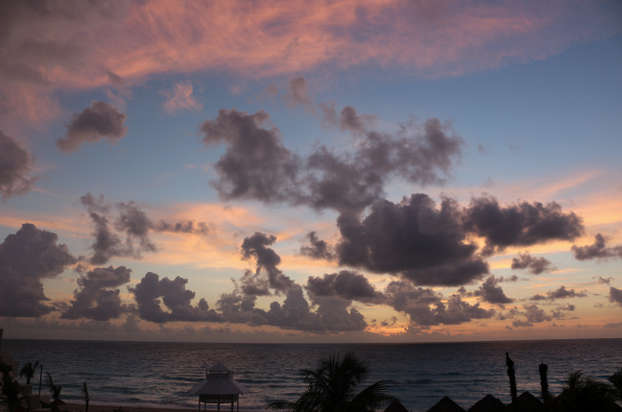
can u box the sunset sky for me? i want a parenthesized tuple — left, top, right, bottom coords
(1, 0, 621, 343)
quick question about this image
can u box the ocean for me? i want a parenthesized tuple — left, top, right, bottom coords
(2, 339, 622, 411)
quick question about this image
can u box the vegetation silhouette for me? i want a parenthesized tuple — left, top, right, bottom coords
(0, 363, 28, 412)
(18, 361, 39, 385)
(539, 362, 551, 406)
(46, 372, 63, 412)
(557, 370, 619, 412)
(609, 367, 622, 402)
(265, 352, 397, 412)
(505, 353, 517, 403)
(81, 380, 90, 412)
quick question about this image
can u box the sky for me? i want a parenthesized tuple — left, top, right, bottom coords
(1, 0, 621, 343)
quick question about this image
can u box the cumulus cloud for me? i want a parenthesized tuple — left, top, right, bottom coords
(56, 101, 128, 153)
(572, 233, 622, 261)
(130, 272, 223, 323)
(530, 285, 587, 301)
(300, 231, 334, 260)
(217, 285, 367, 333)
(200, 109, 301, 203)
(163, 81, 203, 113)
(0, 223, 76, 317)
(306, 271, 385, 304)
(384, 281, 494, 326)
(81, 193, 142, 264)
(0, 130, 38, 201)
(201, 109, 463, 213)
(463, 196, 584, 256)
(335, 194, 488, 286)
(240, 232, 294, 295)
(511, 252, 556, 275)
(303, 117, 463, 212)
(474, 276, 513, 304)
(610, 287, 622, 306)
(511, 304, 553, 327)
(81, 193, 212, 264)
(62, 266, 131, 321)
(552, 303, 575, 320)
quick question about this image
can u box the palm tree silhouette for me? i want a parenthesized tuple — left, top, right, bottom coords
(266, 353, 396, 412)
(608, 367, 622, 402)
(81, 380, 90, 412)
(559, 370, 617, 412)
(46, 372, 63, 412)
(19, 360, 39, 385)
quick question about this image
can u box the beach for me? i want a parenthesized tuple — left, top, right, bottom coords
(63, 403, 255, 412)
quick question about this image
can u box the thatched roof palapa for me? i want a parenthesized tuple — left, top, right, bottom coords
(504, 392, 547, 412)
(189, 362, 248, 412)
(384, 399, 409, 412)
(467, 394, 504, 412)
(427, 396, 466, 412)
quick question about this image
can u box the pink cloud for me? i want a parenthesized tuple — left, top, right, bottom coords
(1, 0, 619, 127)
(162, 81, 203, 113)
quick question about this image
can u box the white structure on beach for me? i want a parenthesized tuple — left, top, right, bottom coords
(189, 362, 248, 412)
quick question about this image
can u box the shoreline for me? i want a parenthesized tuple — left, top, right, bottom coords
(63, 402, 264, 412)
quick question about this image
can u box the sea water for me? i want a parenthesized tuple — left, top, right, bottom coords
(3, 339, 622, 411)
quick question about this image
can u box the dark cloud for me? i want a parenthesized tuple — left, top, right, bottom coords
(548, 286, 587, 299)
(81, 193, 212, 264)
(154, 220, 213, 235)
(474, 276, 513, 304)
(552, 303, 575, 320)
(300, 231, 334, 260)
(335, 194, 488, 286)
(62, 266, 131, 321)
(610, 287, 622, 306)
(308, 295, 367, 332)
(511, 252, 556, 274)
(0, 223, 76, 317)
(240, 232, 294, 295)
(200, 109, 301, 203)
(81, 193, 136, 264)
(0, 130, 38, 201)
(115, 201, 158, 254)
(572, 233, 622, 261)
(303, 118, 463, 212)
(384, 281, 494, 326)
(284, 77, 312, 108)
(523, 304, 553, 323)
(200, 109, 463, 213)
(319, 102, 375, 135)
(216, 285, 367, 333)
(130, 272, 223, 323)
(463, 196, 583, 256)
(306, 270, 385, 304)
(56, 100, 128, 153)
(511, 304, 553, 327)
(512, 320, 533, 327)
(530, 285, 587, 301)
